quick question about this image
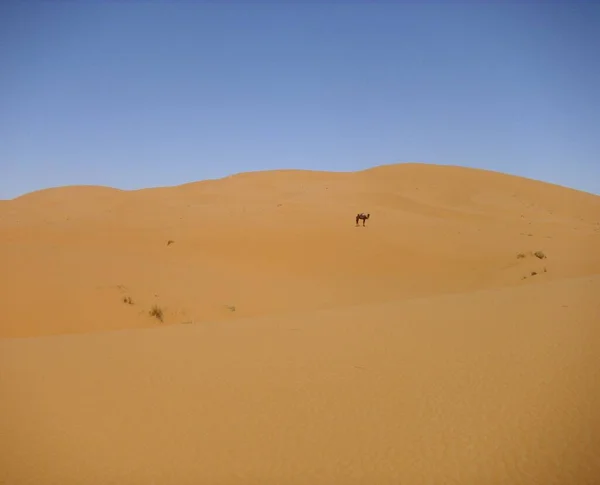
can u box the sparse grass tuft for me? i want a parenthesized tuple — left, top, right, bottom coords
(122, 296, 134, 305)
(226, 305, 236, 312)
(149, 305, 164, 322)
(518, 250, 547, 260)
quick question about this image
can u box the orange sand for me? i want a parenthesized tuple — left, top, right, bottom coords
(1, 163, 599, 484)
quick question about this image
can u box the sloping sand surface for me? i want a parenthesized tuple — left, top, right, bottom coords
(1, 163, 599, 338)
(1, 275, 599, 484)
(1, 163, 599, 483)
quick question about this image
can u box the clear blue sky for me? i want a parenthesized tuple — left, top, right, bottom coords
(1, 1, 599, 199)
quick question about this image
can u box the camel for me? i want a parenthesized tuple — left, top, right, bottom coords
(356, 213, 370, 226)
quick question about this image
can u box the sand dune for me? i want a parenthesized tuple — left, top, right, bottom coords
(1, 162, 599, 483)
(1, 163, 598, 338)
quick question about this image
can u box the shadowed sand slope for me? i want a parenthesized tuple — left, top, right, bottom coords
(1, 275, 599, 484)
(1, 163, 598, 338)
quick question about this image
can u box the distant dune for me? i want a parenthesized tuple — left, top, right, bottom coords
(1, 162, 599, 484)
(1, 162, 598, 338)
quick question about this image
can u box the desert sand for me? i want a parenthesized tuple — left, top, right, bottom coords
(1, 162, 599, 484)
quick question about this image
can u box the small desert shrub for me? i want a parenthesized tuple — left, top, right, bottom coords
(531, 271, 538, 276)
(149, 305, 164, 322)
(167, 240, 174, 246)
(534, 251, 546, 259)
(226, 305, 236, 312)
(122, 296, 134, 305)
(517, 253, 526, 259)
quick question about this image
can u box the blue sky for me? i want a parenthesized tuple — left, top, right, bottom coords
(1, 1, 599, 199)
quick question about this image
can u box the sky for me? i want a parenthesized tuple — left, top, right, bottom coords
(1, 1, 599, 199)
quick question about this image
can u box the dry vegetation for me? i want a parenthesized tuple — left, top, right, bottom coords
(149, 305, 164, 322)
(517, 250, 547, 260)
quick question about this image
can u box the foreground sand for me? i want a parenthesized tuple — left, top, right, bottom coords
(1, 163, 599, 483)
(1, 275, 599, 484)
